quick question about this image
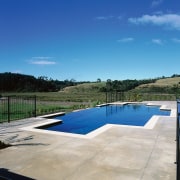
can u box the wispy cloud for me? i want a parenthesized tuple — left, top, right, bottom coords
(152, 39, 164, 45)
(117, 38, 134, 43)
(29, 57, 57, 65)
(95, 16, 114, 20)
(129, 14, 180, 31)
(31, 60, 56, 65)
(153, 11, 163, 15)
(172, 38, 180, 43)
(151, 0, 164, 7)
(12, 70, 22, 74)
(117, 15, 123, 20)
(95, 15, 124, 22)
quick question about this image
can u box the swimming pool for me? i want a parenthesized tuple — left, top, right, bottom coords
(39, 104, 170, 135)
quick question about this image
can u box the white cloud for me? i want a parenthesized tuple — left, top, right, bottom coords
(129, 14, 180, 30)
(29, 57, 56, 65)
(151, 0, 163, 7)
(117, 37, 134, 43)
(172, 38, 180, 43)
(152, 39, 164, 45)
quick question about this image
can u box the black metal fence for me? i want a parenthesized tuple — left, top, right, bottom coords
(177, 100, 180, 180)
(0, 96, 36, 123)
(106, 91, 176, 103)
(0, 93, 178, 123)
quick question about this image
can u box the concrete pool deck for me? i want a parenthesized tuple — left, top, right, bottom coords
(0, 101, 177, 180)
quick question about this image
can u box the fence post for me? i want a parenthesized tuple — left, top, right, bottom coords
(116, 91, 118, 102)
(177, 99, 180, 180)
(34, 95, 36, 117)
(8, 96, 10, 123)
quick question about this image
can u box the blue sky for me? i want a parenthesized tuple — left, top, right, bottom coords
(0, 0, 180, 81)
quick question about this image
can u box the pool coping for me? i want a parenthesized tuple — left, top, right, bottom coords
(20, 102, 176, 139)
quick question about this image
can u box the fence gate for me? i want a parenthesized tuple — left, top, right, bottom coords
(0, 96, 36, 123)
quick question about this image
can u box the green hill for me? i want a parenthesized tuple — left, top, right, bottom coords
(61, 77, 180, 94)
(137, 77, 180, 88)
(138, 77, 180, 87)
(134, 77, 180, 93)
(1, 72, 179, 95)
(61, 82, 106, 93)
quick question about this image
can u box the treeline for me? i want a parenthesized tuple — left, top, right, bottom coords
(0, 72, 179, 93)
(100, 79, 156, 92)
(100, 74, 180, 93)
(0, 72, 87, 92)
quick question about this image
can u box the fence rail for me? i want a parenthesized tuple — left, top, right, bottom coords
(0, 96, 36, 123)
(106, 91, 176, 103)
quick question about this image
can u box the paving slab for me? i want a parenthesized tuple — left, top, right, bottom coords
(0, 101, 177, 180)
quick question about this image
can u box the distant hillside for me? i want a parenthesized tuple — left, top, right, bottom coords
(1, 72, 179, 94)
(62, 76, 180, 94)
(134, 77, 180, 93)
(61, 82, 106, 93)
(138, 77, 180, 87)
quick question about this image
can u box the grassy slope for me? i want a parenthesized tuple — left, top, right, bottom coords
(2, 77, 179, 101)
(62, 77, 180, 93)
(3, 77, 179, 95)
(61, 82, 106, 93)
(1, 82, 107, 120)
(2, 82, 106, 102)
(136, 77, 180, 88)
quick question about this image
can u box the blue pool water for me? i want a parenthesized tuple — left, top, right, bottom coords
(42, 104, 170, 135)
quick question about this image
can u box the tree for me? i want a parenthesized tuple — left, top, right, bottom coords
(97, 78, 101, 83)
